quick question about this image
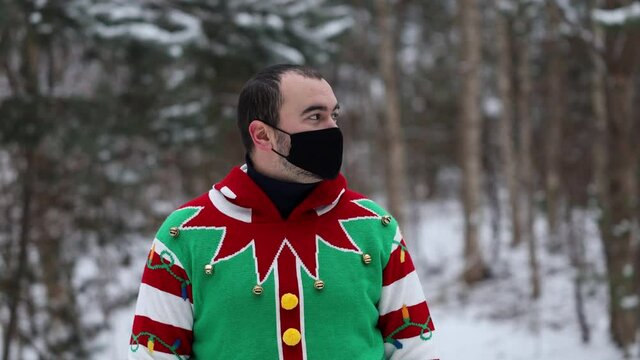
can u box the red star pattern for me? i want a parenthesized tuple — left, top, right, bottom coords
(179, 167, 379, 284)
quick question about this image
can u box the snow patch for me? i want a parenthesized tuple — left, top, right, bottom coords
(89, 5, 204, 46)
(483, 96, 502, 118)
(593, 3, 640, 26)
(621, 295, 639, 310)
(264, 41, 305, 64)
(311, 17, 354, 40)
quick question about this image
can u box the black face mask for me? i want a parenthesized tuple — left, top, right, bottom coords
(268, 125, 343, 180)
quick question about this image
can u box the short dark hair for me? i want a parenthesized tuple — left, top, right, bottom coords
(237, 64, 324, 153)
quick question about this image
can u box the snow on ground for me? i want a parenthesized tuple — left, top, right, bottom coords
(101, 199, 624, 359)
(434, 305, 618, 360)
(414, 199, 622, 360)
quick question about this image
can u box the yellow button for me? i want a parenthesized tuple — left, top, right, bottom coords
(282, 328, 301, 346)
(281, 293, 299, 310)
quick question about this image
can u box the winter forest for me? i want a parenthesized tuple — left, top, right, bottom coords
(0, 0, 639, 359)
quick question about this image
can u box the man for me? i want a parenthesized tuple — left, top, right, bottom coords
(129, 64, 438, 359)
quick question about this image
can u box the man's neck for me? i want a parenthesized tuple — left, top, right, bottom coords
(250, 151, 320, 184)
(245, 155, 318, 219)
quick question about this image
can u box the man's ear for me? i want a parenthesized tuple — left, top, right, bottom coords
(248, 120, 274, 151)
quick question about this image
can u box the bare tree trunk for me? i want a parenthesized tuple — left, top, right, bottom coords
(459, 0, 489, 284)
(486, 147, 502, 264)
(591, 26, 608, 209)
(544, 0, 565, 253)
(516, 16, 540, 299)
(496, 7, 522, 247)
(482, 91, 502, 264)
(568, 208, 591, 343)
(2, 148, 34, 360)
(375, 0, 408, 227)
(0, 1, 24, 97)
(601, 73, 638, 350)
(594, 0, 640, 350)
(0, 30, 22, 96)
(2, 21, 40, 360)
(589, 6, 613, 340)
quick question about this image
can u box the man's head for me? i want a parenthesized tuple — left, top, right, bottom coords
(237, 64, 341, 183)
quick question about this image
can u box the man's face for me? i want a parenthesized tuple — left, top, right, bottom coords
(272, 72, 340, 181)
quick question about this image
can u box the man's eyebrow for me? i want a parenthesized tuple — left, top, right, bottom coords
(300, 103, 340, 116)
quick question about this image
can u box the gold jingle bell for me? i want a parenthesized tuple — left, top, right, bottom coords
(314, 279, 325, 290)
(380, 215, 392, 226)
(169, 227, 180, 237)
(204, 264, 213, 275)
(253, 284, 264, 295)
(362, 253, 372, 265)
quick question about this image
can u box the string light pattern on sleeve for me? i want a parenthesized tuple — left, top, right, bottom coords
(130, 332, 186, 359)
(147, 244, 191, 300)
(384, 305, 433, 349)
(392, 240, 407, 263)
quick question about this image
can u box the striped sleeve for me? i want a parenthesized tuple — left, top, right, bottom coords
(129, 238, 193, 359)
(378, 227, 438, 360)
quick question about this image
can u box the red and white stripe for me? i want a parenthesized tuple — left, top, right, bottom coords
(377, 230, 438, 359)
(129, 239, 193, 359)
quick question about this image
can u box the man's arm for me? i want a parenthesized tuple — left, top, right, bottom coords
(129, 238, 193, 359)
(378, 227, 438, 360)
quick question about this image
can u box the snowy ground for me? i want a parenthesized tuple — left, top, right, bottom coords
(101, 200, 624, 359)
(414, 200, 621, 360)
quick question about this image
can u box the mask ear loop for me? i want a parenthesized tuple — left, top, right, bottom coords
(272, 148, 288, 158)
(259, 120, 291, 135)
(258, 120, 291, 158)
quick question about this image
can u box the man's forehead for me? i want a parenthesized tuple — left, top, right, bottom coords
(279, 73, 337, 108)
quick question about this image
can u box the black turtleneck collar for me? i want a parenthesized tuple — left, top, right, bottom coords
(245, 155, 318, 220)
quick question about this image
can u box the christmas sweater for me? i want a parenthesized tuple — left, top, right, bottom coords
(129, 165, 438, 359)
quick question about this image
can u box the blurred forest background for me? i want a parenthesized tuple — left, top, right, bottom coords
(0, 0, 638, 359)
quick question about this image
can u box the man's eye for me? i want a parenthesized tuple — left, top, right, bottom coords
(331, 112, 340, 121)
(309, 114, 321, 120)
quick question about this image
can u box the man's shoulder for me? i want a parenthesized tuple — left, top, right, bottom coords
(155, 190, 220, 234)
(341, 189, 392, 216)
(178, 191, 213, 210)
(151, 190, 225, 277)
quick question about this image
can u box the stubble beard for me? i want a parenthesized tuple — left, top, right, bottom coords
(275, 133, 322, 183)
